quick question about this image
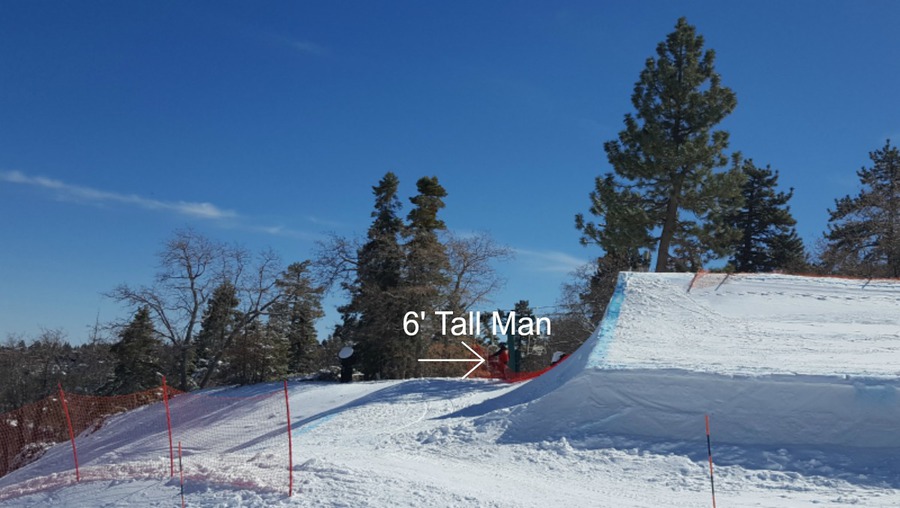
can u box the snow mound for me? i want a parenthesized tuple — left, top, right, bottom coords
(499, 272, 900, 456)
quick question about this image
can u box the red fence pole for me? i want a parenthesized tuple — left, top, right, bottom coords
(283, 380, 294, 496)
(163, 376, 175, 478)
(688, 270, 706, 293)
(705, 414, 717, 508)
(57, 383, 80, 482)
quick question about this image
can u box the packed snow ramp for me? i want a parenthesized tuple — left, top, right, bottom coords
(502, 272, 900, 451)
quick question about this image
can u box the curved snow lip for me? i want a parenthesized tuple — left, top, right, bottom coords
(586, 271, 629, 369)
(443, 273, 631, 419)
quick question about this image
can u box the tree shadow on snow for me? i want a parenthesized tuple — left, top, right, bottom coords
(222, 379, 507, 454)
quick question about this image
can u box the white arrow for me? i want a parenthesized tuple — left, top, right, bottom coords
(418, 341, 486, 379)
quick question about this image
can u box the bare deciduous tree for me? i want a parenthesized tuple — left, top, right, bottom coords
(443, 232, 513, 314)
(109, 229, 221, 390)
(108, 229, 286, 390)
(311, 233, 360, 291)
(197, 248, 284, 388)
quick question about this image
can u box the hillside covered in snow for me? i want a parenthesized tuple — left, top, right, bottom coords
(2, 272, 900, 507)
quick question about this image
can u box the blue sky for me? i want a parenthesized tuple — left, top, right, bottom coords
(2, 1, 898, 344)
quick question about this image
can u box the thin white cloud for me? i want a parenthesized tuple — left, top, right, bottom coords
(2, 169, 237, 220)
(305, 215, 345, 228)
(289, 40, 327, 56)
(2, 169, 329, 241)
(253, 224, 320, 241)
(267, 34, 328, 57)
(514, 248, 590, 273)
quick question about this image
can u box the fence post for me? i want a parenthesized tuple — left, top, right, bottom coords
(688, 270, 706, 293)
(705, 414, 717, 508)
(162, 376, 175, 478)
(283, 380, 293, 496)
(57, 383, 80, 482)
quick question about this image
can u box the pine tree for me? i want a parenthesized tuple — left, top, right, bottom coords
(405, 176, 450, 296)
(221, 321, 289, 385)
(577, 17, 743, 272)
(268, 261, 325, 375)
(575, 174, 652, 263)
(193, 281, 239, 385)
(108, 307, 160, 394)
(728, 160, 806, 272)
(402, 176, 450, 376)
(340, 172, 407, 379)
(823, 140, 900, 277)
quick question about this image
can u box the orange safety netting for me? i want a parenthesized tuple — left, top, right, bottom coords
(0, 381, 295, 502)
(467, 343, 567, 383)
(0, 384, 179, 479)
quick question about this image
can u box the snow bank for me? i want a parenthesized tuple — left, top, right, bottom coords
(501, 272, 900, 455)
(504, 369, 900, 448)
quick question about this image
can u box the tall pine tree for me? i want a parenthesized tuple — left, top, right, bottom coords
(577, 17, 744, 272)
(402, 176, 450, 376)
(823, 140, 900, 277)
(728, 160, 805, 272)
(404, 177, 450, 314)
(339, 172, 407, 379)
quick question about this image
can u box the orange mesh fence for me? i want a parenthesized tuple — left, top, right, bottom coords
(0, 384, 178, 480)
(0, 380, 295, 502)
(466, 342, 567, 383)
(502, 356, 568, 383)
(419, 341, 565, 382)
(0, 394, 68, 479)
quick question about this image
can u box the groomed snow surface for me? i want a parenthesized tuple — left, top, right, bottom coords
(2, 272, 900, 507)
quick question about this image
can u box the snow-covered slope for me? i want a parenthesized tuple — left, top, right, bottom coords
(2, 272, 900, 507)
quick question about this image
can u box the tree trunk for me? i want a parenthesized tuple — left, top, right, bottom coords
(179, 345, 190, 391)
(655, 174, 684, 272)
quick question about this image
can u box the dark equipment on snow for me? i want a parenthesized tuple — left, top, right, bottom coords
(338, 346, 355, 383)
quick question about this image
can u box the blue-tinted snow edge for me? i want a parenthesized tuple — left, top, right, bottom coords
(587, 271, 629, 369)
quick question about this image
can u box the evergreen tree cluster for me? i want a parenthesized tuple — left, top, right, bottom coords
(0, 329, 113, 412)
(107, 229, 327, 391)
(571, 17, 899, 341)
(822, 141, 900, 277)
(571, 17, 810, 332)
(577, 17, 744, 273)
(188, 261, 325, 387)
(325, 172, 511, 380)
(727, 161, 805, 273)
